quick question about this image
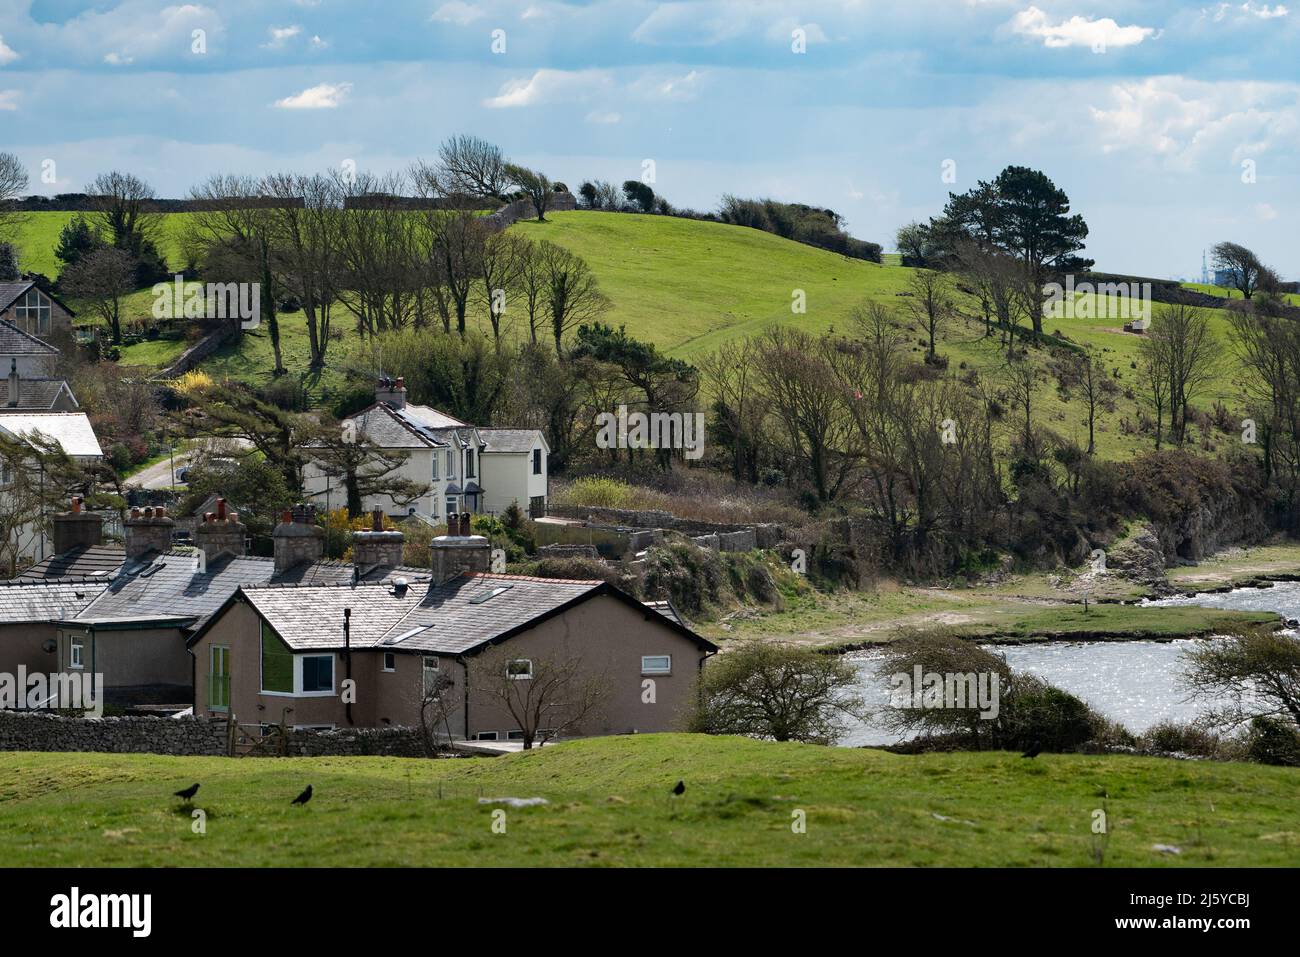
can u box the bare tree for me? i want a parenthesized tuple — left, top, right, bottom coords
(1181, 624, 1300, 730)
(0, 430, 91, 576)
(418, 669, 458, 756)
(1141, 304, 1218, 446)
(470, 644, 608, 749)
(537, 240, 609, 356)
(262, 172, 341, 369)
(427, 135, 510, 203)
(698, 337, 765, 482)
(1211, 241, 1266, 300)
(907, 268, 953, 361)
(87, 170, 161, 255)
(1136, 333, 1170, 449)
(0, 152, 29, 242)
(477, 230, 528, 343)
(61, 247, 137, 344)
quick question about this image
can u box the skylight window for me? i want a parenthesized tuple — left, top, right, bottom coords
(469, 585, 513, 605)
(384, 624, 432, 645)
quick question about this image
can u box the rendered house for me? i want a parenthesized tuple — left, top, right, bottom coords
(302, 378, 549, 522)
(188, 521, 714, 738)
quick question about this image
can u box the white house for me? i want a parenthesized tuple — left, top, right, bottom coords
(302, 378, 549, 522)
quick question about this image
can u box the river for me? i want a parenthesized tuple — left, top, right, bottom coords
(838, 582, 1290, 747)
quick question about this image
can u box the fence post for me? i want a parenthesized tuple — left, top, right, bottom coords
(226, 714, 236, 757)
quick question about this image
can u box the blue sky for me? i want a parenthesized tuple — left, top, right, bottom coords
(0, 0, 1296, 278)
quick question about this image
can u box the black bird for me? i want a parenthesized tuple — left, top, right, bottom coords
(671, 780, 685, 796)
(291, 785, 313, 806)
(173, 783, 200, 801)
(1021, 742, 1043, 759)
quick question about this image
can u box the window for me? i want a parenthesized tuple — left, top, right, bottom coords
(301, 655, 334, 694)
(383, 652, 396, 672)
(261, 623, 293, 694)
(642, 655, 672, 675)
(294, 724, 336, 732)
(431, 452, 439, 480)
(70, 637, 84, 670)
(532, 448, 542, 475)
(507, 659, 533, 680)
(507, 730, 525, 741)
(210, 645, 231, 711)
(423, 656, 441, 696)
(473, 731, 499, 741)
(14, 289, 51, 336)
(465, 448, 476, 478)
(445, 497, 458, 521)
(446, 450, 456, 478)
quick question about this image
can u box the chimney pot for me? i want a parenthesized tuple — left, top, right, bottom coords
(216, 497, 227, 521)
(372, 507, 384, 532)
(281, 509, 293, 525)
(71, 496, 82, 514)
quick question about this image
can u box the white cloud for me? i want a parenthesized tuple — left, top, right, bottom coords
(1087, 77, 1299, 169)
(1242, 2, 1289, 17)
(483, 68, 609, 108)
(274, 81, 352, 109)
(265, 25, 302, 49)
(0, 35, 18, 65)
(310, 35, 329, 50)
(632, 2, 749, 45)
(1256, 202, 1279, 220)
(104, 51, 135, 65)
(652, 69, 703, 100)
(0, 90, 17, 111)
(586, 110, 621, 124)
(432, 1, 485, 26)
(1010, 6, 1156, 50)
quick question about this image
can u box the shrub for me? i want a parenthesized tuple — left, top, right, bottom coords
(1246, 716, 1300, 766)
(1141, 719, 1225, 758)
(557, 476, 639, 509)
(642, 539, 729, 617)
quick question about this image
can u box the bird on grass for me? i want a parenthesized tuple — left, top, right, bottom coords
(671, 780, 686, 796)
(173, 783, 200, 801)
(1021, 742, 1043, 759)
(291, 784, 313, 806)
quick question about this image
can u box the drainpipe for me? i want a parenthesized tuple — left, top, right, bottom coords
(460, 656, 470, 740)
(343, 607, 354, 726)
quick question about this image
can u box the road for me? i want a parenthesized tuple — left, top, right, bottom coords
(126, 438, 253, 490)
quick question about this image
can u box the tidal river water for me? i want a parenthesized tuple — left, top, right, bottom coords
(837, 581, 1296, 747)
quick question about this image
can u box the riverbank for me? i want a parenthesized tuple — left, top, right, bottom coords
(696, 541, 1300, 648)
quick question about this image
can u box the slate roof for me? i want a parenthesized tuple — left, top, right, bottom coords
(0, 377, 77, 411)
(68, 551, 429, 631)
(345, 403, 436, 449)
(229, 572, 717, 656)
(478, 428, 542, 453)
(0, 283, 34, 313)
(400, 403, 468, 430)
(0, 412, 102, 457)
(17, 544, 126, 582)
(0, 580, 104, 623)
(0, 318, 60, 356)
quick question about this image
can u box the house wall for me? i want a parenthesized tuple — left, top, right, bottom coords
(0, 621, 59, 678)
(0, 355, 58, 378)
(192, 592, 707, 739)
(480, 442, 548, 515)
(303, 446, 441, 520)
(57, 624, 191, 704)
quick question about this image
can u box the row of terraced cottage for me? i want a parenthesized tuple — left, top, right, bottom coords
(0, 498, 716, 745)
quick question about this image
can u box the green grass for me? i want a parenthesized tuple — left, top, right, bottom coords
(1, 735, 1295, 866)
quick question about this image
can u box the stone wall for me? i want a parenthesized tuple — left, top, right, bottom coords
(0, 710, 432, 758)
(544, 503, 776, 554)
(157, 324, 235, 379)
(536, 543, 600, 560)
(483, 191, 578, 231)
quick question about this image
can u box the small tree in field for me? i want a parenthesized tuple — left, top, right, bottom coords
(470, 644, 608, 749)
(1181, 624, 1300, 731)
(690, 641, 865, 743)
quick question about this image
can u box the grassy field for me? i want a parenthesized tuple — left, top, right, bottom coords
(1, 734, 1296, 867)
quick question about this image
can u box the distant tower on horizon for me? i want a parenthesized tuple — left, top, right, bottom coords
(1201, 249, 1210, 285)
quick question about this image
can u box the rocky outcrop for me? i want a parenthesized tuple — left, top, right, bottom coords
(1105, 522, 1168, 588)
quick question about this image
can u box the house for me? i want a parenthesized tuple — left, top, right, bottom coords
(0, 500, 428, 708)
(0, 281, 76, 350)
(188, 520, 715, 738)
(302, 377, 549, 522)
(0, 317, 62, 378)
(0, 360, 79, 412)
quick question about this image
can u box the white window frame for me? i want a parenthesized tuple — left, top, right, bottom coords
(69, 637, 84, 670)
(383, 652, 396, 673)
(445, 496, 458, 521)
(422, 656, 441, 696)
(465, 447, 476, 478)
(431, 451, 439, 481)
(298, 654, 336, 696)
(15, 288, 51, 336)
(446, 450, 456, 479)
(507, 658, 533, 681)
(641, 655, 672, 675)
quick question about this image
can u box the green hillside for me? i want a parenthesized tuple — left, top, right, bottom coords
(6, 209, 1258, 461)
(1, 734, 1295, 867)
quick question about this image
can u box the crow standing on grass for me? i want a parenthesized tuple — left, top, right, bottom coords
(173, 783, 200, 801)
(291, 785, 313, 806)
(671, 780, 686, 796)
(1021, 742, 1043, 759)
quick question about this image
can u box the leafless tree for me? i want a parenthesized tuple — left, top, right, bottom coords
(0, 430, 90, 576)
(0, 152, 29, 242)
(87, 170, 161, 255)
(427, 135, 510, 204)
(1181, 624, 1300, 731)
(537, 240, 609, 356)
(417, 669, 458, 756)
(470, 644, 608, 749)
(1141, 304, 1218, 446)
(477, 230, 528, 343)
(262, 172, 341, 369)
(698, 337, 765, 482)
(61, 247, 137, 344)
(907, 268, 953, 361)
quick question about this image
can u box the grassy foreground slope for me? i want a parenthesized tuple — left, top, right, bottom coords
(1, 735, 1296, 866)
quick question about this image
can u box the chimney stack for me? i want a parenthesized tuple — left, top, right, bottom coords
(123, 504, 174, 560)
(193, 496, 247, 565)
(7, 358, 18, 408)
(272, 503, 325, 573)
(430, 512, 490, 582)
(351, 508, 405, 569)
(375, 375, 407, 410)
(51, 495, 103, 555)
